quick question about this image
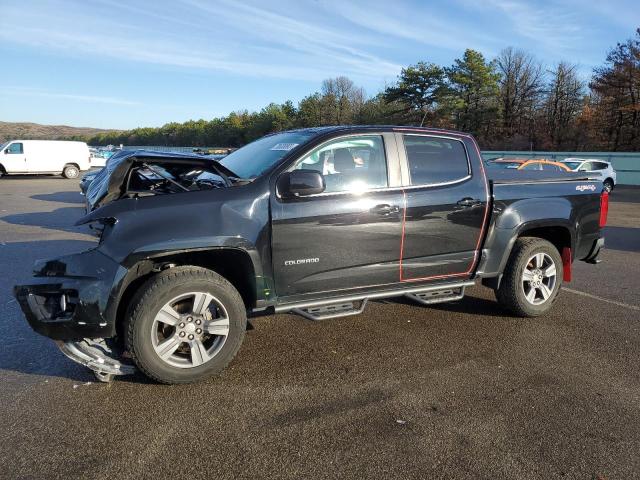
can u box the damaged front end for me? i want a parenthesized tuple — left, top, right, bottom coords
(13, 247, 135, 381)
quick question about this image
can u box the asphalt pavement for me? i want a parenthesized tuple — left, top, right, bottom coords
(1, 177, 639, 479)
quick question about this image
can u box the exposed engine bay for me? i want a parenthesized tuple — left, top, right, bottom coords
(84, 151, 244, 211)
(125, 161, 232, 196)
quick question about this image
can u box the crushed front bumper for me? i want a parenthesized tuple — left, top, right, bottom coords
(57, 338, 135, 379)
(13, 248, 125, 341)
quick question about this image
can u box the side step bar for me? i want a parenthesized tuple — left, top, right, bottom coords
(276, 281, 474, 321)
(406, 286, 466, 306)
(292, 299, 368, 321)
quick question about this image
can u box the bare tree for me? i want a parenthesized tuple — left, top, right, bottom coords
(543, 62, 585, 149)
(321, 76, 366, 125)
(496, 47, 544, 148)
(590, 28, 640, 150)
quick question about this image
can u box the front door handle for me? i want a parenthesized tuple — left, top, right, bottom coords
(370, 204, 399, 215)
(457, 197, 482, 207)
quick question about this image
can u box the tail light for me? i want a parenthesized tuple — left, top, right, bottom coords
(599, 191, 609, 227)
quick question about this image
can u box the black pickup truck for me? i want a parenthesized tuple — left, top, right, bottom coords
(14, 126, 608, 384)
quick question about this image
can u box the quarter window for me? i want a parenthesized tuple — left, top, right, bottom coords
(7, 143, 23, 154)
(293, 135, 388, 193)
(403, 135, 469, 185)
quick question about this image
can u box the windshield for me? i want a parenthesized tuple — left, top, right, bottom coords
(0, 141, 9, 151)
(562, 161, 581, 170)
(220, 131, 314, 179)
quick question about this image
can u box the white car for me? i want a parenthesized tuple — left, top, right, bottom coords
(0, 140, 91, 179)
(561, 158, 617, 192)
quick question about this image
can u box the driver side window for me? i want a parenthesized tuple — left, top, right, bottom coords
(293, 135, 388, 193)
(7, 143, 23, 154)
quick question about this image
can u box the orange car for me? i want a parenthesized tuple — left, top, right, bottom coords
(517, 159, 571, 172)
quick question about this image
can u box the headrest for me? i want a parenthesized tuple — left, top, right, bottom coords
(333, 148, 355, 172)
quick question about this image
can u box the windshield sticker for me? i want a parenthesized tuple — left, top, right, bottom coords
(270, 143, 299, 151)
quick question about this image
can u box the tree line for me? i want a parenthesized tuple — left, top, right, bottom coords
(85, 29, 640, 151)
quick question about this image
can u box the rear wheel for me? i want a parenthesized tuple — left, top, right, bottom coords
(62, 164, 80, 179)
(603, 179, 614, 193)
(125, 266, 247, 384)
(495, 237, 563, 317)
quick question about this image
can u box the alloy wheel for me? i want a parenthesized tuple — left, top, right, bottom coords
(521, 252, 557, 305)
(151, 292, 230, 368)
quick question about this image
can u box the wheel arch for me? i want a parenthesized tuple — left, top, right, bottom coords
(480, 220, 573, 289)
(112, 247, 260, 341)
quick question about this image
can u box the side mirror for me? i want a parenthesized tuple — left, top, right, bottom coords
(277, 170, 325, 198)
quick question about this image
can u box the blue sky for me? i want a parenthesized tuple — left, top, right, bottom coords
(1, 0, 638, 129)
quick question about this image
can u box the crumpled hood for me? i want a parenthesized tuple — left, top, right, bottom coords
(85, 149, 236, 211)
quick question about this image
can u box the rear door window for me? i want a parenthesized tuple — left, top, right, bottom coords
(403, 135, 469, 185)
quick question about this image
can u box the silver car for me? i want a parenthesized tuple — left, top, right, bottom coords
(562, 158, 617, 192)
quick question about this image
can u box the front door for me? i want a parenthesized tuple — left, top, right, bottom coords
(3, 142, 26, 173)
(271, 133, 404, 298)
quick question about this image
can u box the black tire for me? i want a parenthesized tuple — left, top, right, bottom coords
(62, 164, 80, 179)
(495, 237, 563, 317)
(603, 179, 614, 193)
(125, 266, 247, 384)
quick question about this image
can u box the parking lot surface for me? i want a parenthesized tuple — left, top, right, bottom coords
(1, 177, 639, 479)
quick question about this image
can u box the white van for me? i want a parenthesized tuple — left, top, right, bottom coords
(0, 140, 91, 178)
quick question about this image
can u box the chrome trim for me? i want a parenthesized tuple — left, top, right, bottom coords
(275, 280, 475, 312)
(400, 175, 472, 190)
(287, 185, 406, 199)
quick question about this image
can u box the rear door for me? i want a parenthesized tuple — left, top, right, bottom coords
(271, 132, 404, 298)
(396, 133, 488, 281)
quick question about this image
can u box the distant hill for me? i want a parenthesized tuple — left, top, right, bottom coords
(0, 121, 119, 142)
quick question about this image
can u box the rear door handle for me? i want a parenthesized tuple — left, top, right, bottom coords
(370, 204, 399, 215)
(457, 197, 482, 207)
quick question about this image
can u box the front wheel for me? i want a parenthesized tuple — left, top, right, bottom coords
(603, 179, 614, 193)
(495, 237, 563, 317)
(125, 266, 247, 384)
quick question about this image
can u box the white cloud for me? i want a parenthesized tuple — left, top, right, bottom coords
(476, 0, 583, 49)
(0, 0, 402, 81)
(1, 86, 140, 106)
(318, 0, 499, 54)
